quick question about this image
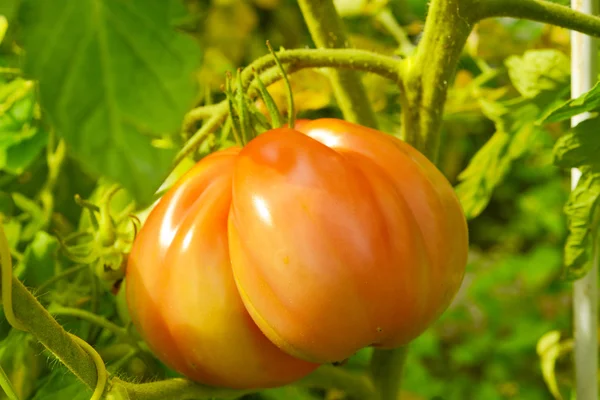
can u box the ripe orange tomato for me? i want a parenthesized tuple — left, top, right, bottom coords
(228, 119, 468, 363)
(127, 118, 468, 382)
(125, 147, 318, 389)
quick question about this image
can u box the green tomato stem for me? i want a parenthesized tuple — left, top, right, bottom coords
(298, 365, 377, 400)
(477, 0, 600, 37)
(402, 0, 475, 161)
(298, 0, 379, 129)
(176, 48, 404, 164)
(375, 8, 416, 56)
(68, 333, 108, 400)
(370, 347, 409, 400)
(49, 305, 132, 345)
(181, 103, 224, 133)
(0, 224, 99, 389)
(36, 264, 88, 294)
(107, 377, 251, 400)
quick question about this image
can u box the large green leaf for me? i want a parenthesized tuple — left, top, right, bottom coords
(553, 117, 600, 170)
(505, 49, 570, 99)
(455, 99, 543, 219)
(17, 0, 202, 205)
(0, 78, 47, 174)
(542, 80, 600, 123)
(562, 168, 600, 280)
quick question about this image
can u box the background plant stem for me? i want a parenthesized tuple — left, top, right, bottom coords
(297, 0, 379, 128)
(478, 0, 600, 37)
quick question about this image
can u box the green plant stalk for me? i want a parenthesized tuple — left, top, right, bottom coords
(478, 0, 600, 36)
(106, 364, 376, 400)
(10, 277, 99, 388)
(370, 346, 408, 400)
(298, 365, 376, 400)
(107, 377, 251, 400)
(403, 0, 475, 161)
(297, 0, 379, 128)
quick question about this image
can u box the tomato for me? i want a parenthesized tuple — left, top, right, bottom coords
(127, 118, 468, 382)
(228, 119, 468, 363)
(125, 147, 318, 389)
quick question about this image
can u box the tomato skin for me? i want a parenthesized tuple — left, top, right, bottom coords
(228, 119, 468, 363)
(125, 148, 318, 389)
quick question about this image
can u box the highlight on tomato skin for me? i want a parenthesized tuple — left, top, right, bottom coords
(125, 148, 319, 390)
(228, 119, 469, 364)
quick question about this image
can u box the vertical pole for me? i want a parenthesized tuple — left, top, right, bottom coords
(571, 1, 598, 399)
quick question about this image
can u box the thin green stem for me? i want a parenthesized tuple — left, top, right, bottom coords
(177, 48, 404, 164)
(298, 0, 379, 128)
(375, 8, 416, 56)
(370, 347, 409, 400)
(49, 306, 131, 344)
(175, 103, 228, 165)
(298, 365, 376, 400)
(37, 264, 88, 293)
(108, 377, 250, 400)
(181, 103, 223, 133)
(476, 0, 600, 37)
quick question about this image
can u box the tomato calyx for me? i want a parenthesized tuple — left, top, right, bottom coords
(58, 185, 138, 286)
(221, 41, 298, 149)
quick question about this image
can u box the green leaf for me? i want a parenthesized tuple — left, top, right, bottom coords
(542, 80, 600, 123)
(30, 366, 90, 400)
(2, 218, 20, 249)
(455, 99, 542, 219)
(17, 0, 202, 205)
(553, 117, 600, 170)
(562, 168, 600, 280)
(0, 0, 20, 24)
(14, 231, 58, 287)
(536, 330, 568, 400)
(0, 329, 46, 400)
(0, 78, 47, 173)
(505, 49, 570, 99)
(4, 126, 48, 174)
